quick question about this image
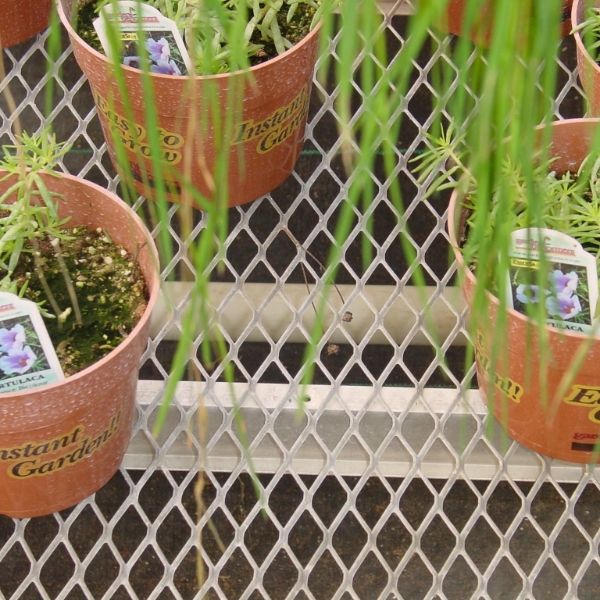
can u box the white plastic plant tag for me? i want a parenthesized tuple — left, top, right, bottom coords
(0, 293, 64, 393)
(506, 228, 599, 334)
(93, 1, 191, 75)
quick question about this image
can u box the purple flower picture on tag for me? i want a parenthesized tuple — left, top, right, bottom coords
(146, 37, 181, 75)
(121, 31, 186, 75)
(0, 323, 26, 353)
(551, 269, 579, 296)
(0, 346, 37, 375)
(515, 284, 541, 305)
(546, 292, 583, 320)
(0, 316, 50, 381)
(507, 228, 598, 334)
(94, 2, 192, 76)
(509, 263, 592, 326)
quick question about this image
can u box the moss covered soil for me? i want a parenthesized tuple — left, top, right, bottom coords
(75, 0, 316, 68)
(12, 227, 147, 376)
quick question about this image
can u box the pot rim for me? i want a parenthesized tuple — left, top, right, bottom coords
(572, 0, 598, 70)
(0, 0, 53, 49)
(447, 117, 600, 343)
(0, 170, 160, 399)
(57, 0, 322, 82)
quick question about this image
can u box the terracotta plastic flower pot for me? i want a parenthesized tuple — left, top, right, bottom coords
(573, 0, 600, 114)
(443, 0, 573, 46)
(0, 0, 52, 48)
(0, 172, 159, 518)
(448, 118, 600, 464)
(57, 0, 320, 207)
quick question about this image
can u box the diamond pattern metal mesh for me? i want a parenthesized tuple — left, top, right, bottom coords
(1, 3, 600, 599)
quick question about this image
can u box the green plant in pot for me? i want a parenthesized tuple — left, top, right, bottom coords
(417, 119, 600, 463)
(0, 131, 159, 518)
(57, 0, 332, 206)
(78, 0, 323, 73)
(408, 0, 600, 463)
(572, 0, 600, 115)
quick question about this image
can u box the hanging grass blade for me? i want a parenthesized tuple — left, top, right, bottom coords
(270, 19, 286, 54)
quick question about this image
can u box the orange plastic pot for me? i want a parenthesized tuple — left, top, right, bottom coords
(443, 0, 573, 45)
(0, 172, 159, 518)
(57, 0, 320, 207)
(0, 0, 52, 48)
(573, 0, 600, 114)
(448, 119, 600, 464)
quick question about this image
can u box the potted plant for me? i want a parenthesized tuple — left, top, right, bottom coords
(572, 0, 600, 114)
(0, 0, 53, 48)
(427, 118, 600, 463)
(0, 134, 159, 518)
(441, 0, 573, 45)
(57, 0, 327, 207)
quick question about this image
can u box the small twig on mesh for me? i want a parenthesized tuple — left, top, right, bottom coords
(281, 226, 351, 317)
(299, 260, 318, 316)
(281, 226, 353, 357)
(190, 362, 225, 589)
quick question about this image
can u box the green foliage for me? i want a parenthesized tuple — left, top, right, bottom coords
(19, 226, 148, 375)
(573, 5, 600, 61)
(415, 126, 600, 268)
(70, 0, 596, 434)
(154, 0, 319, 59)
(88, 0, 325, 73)
(0, 133, 70, 298)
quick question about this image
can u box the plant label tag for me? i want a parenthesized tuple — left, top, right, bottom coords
(93, 1, 191, 75)
(506, 228, 599, 334)
(0, 293, 64, 393)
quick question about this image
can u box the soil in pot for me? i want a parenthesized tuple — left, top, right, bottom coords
(75, 0, 317, 71)
(5, 226, 148, 377)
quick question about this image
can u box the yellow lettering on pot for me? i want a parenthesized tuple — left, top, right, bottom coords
(10, 460, 37, 478)
(7, 413, 121, 479)
(159, 129, 184, 149)
(0, 426, 82, 461)
(588, 407, 600, 425)
(564, 385, 600, 424)
(564, 385, 600, 406)
(93, 92, 184, 165)
(234, 87, 310, 154)
(475, 349, 523, 404)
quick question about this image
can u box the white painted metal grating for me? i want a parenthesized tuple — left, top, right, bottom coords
(1, 2, 600, 598)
